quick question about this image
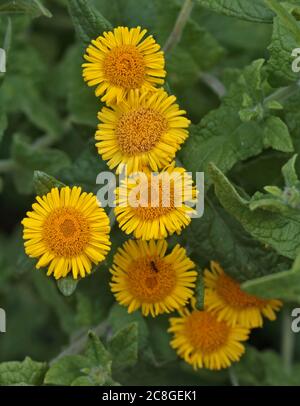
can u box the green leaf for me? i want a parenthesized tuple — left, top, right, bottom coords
(11, 135, 70, 172)
(167, 19, 224, 86)
(68, 0, 112, 45)
(267, 2, 300, 85)
(20, 87, 64, 138)
(85, 331, 111, 371)
(108, 303, 149, 350)
(57, 277, 78, 297)
(76, 293, 94, 327)
(11, 135, 70, 194)
(242, 254, 300, 302)
(108, 323, 138, 370)
(44, 355, 91, 386)
(0, 357, 47, 385)
(33, 171, 65, 196)
(233, 345, 300, 385)
(265, 0, 300, 43)
(59, 142, 107, 194)
(184, 194, 290, 282)
(282, 154, 299, 186)
(196, 0, 275, 23)
(180, 60, 293, 187)
(0, 0, 52, 18)
(64, 45, 100, 126)
(262, 116, 294, 152)
(70, 376, 94, 386)
(209, 162, 300, 260)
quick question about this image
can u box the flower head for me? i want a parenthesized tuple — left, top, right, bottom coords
(114, 165, 197, 240)
(95, 89, 190, 174)
(110, 239, 197, 317)
(169, 306, 249, 370)
(82, 26, 166, 104)
(204, 261, 282, 328)
(22, 186, 111, 279)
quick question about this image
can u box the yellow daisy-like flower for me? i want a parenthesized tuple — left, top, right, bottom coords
(110, 239, 197, 317)
(22, 186, 111, 280)
(169, 307, 249, 370)
(82, 26, 166, 104)
(95, 89, 190, 174)
(204, 261, 282, 328)
(114, 166, 197, 240)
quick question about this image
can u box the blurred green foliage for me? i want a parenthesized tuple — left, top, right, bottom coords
(1, 0, 300, 386)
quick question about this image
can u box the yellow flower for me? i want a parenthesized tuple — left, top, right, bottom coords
(22, 186, 111, 280)
(95, 89, 190, 174)
(114, 165, 197, 240)
(204, 261, 282, 328)
(82, 26, 166, 104)
(169, 307, 249, 370)
(110, 239, 197, 317)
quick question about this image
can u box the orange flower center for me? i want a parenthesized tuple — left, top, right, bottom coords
(184, 311, 230, 353)
(42, 207, 90, 257)
(103, 44, 146, 89)
(116, 107, 168, 155)
(126, 256, 176, 302)
(134, 178, 175, 220)
(216, 273, 267, 309)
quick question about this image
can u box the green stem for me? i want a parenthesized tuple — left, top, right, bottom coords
(201, 72, 226, 98)
(281, 307, 294, 375)
(228, 367, 239, 386)
(264, 82, 300, 106)
(0, 159, 15, 173)
(32, 134, 58, 149)
(163, 0, 194, 54)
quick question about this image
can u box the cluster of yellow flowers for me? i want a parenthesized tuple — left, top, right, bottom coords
(21, 27, 282, 371)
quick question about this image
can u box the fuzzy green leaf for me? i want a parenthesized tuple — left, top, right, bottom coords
(209, 162, 300, 260)
(184, 194, 290, 282)
(282, 154, 299, 186)
(233, 346, 300, 385)
(262, 116, 293, 152)
(108, 323, 138, 370)
(167, 19, 224, 86)
(108, 303, 149, 351)
(85, 331, 111, 371)
(242, 254, 300, 302)
(44, 355, 92, 386)
(68, 0, 112, 45)
(33, 171, 65, 196)
(0, 0, 52, 18)
(0, 357, 47, 385)
(180, 60, 293, 186)
(196, 0, 275, 23)
(267, 1, 300, 85)
(57, 277, 78, 297)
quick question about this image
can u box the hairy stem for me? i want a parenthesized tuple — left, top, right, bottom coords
(201, 73, 226, 98)
(163, 0, 194, 54)
(281, 307, 294, 375)
(264, 81, 300, 106)
(228, 367, 239, 386)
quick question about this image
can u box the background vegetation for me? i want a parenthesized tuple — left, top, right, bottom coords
(1, 0, 300, 385)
